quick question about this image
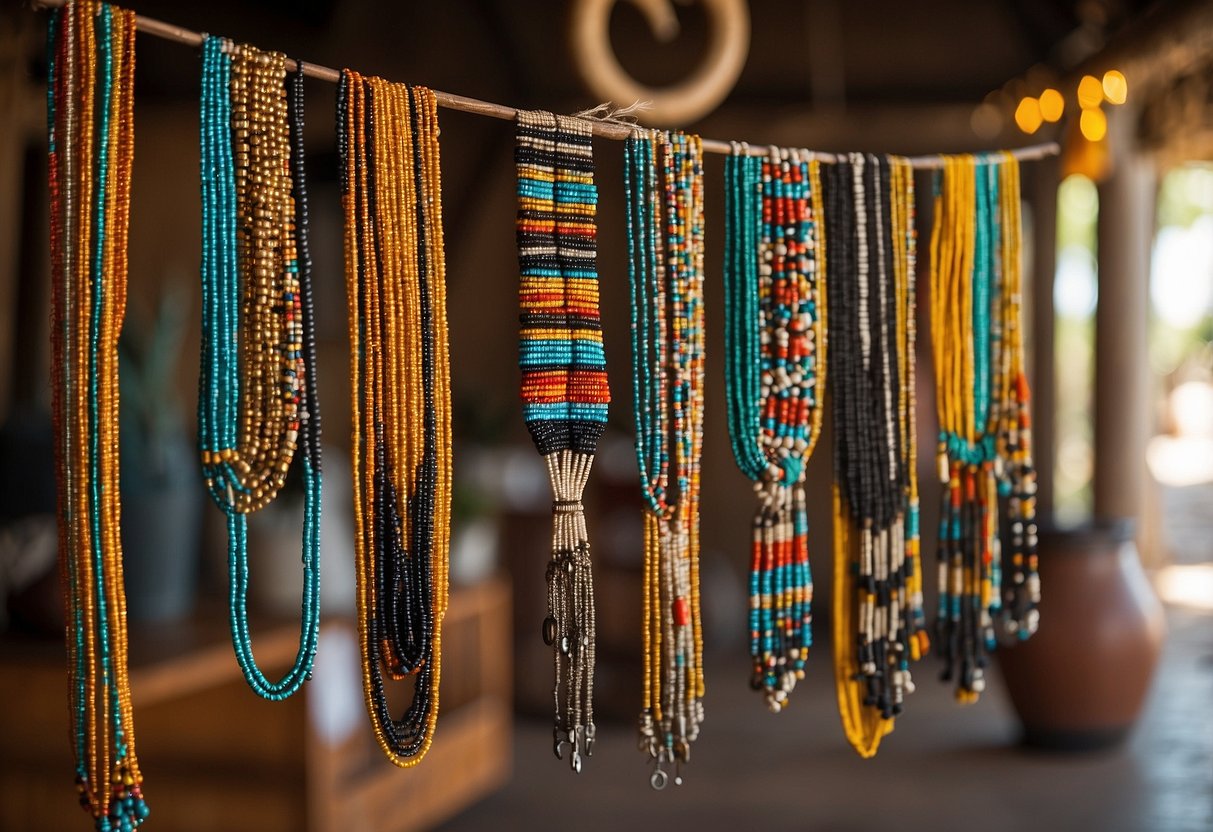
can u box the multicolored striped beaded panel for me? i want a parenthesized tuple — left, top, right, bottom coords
(516, 111, 610, 456)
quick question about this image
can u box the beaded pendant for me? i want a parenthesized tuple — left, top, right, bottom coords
(47, 2, 150, 827)
(723, 145, 827, 713)
(515, 110, 610, 773)
(198, 37, 322, 701)
(825, 154, 928, 757)
(340, 70, 452, 767)
(626, 131, 706, 789)
(929, 154, 1039, 703)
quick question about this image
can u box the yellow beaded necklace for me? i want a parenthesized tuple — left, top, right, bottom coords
(929, 153, 1040, 703)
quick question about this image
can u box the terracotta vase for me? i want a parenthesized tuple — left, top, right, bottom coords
(997, 520, 1166, 750)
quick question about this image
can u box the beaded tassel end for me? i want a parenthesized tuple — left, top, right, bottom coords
(749, 482, 813, 711)
(543, 450, 598, 770)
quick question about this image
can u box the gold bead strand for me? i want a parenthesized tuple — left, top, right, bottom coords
(223, 44, 299, 513)
(340, 69, 376, 750)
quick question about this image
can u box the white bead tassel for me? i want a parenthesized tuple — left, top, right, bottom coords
(544, 449, 596, 773)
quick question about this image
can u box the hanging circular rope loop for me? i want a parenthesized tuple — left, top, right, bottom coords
(569, 0, 750, 126)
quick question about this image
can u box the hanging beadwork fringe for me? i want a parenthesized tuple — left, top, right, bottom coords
(638, 504, 706, 789)
(930, 154, 1039, 703)
(827, 154, 928, 756)
(628, 131, 706, 789)
(516, 110, 609, 772)
(543, 450, 598, 771)
(749, 481, 813, 709)
(832, 488, 893, 758)
(722, 146, 827, 712)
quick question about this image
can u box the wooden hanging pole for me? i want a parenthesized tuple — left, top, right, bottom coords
(30, 0, 1060, 168)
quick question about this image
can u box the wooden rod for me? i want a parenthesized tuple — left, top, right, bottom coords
(31, 0, 1060, 168)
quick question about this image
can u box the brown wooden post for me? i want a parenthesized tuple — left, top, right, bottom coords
(1094, 106, 1154, 525)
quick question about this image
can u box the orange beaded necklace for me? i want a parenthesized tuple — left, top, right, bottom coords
(48, 1, 149, 826)
(340, 69, 452, 767)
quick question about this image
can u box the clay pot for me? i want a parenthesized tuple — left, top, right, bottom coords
(997, 520, 1166, 750)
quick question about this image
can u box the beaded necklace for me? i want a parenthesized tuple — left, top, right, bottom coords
(48, 2, 149, 827)
(626, 130, 706, 789)
(723, 145, 827, 712)
(890, 158, 928, 654)
(826, 154, 926, 758)
(198, 37, 322, 701)
(929, 154, 1038, 703)
(340, 69, 452, 767)
(995, 154, 1039, 644)
(515, 110, 609, 773)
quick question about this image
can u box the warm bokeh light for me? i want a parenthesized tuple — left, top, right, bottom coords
(1039, 88, 1065, 122)
(1077, 74, 1104, 109)
(1015, 96, 1043, 134)
(1102, 69, 1128, 104)
(1062, 119, 1110, 181)
(1080, 106, 1107, 141)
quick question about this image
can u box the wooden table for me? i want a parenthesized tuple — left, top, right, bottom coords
(0, 576, 512, 832)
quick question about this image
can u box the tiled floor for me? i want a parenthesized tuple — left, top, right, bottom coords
(440, 605, 1212, 832)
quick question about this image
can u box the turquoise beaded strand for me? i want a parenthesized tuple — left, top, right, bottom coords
(628, 131, 707, 789)
(199, 35, 321, 701)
